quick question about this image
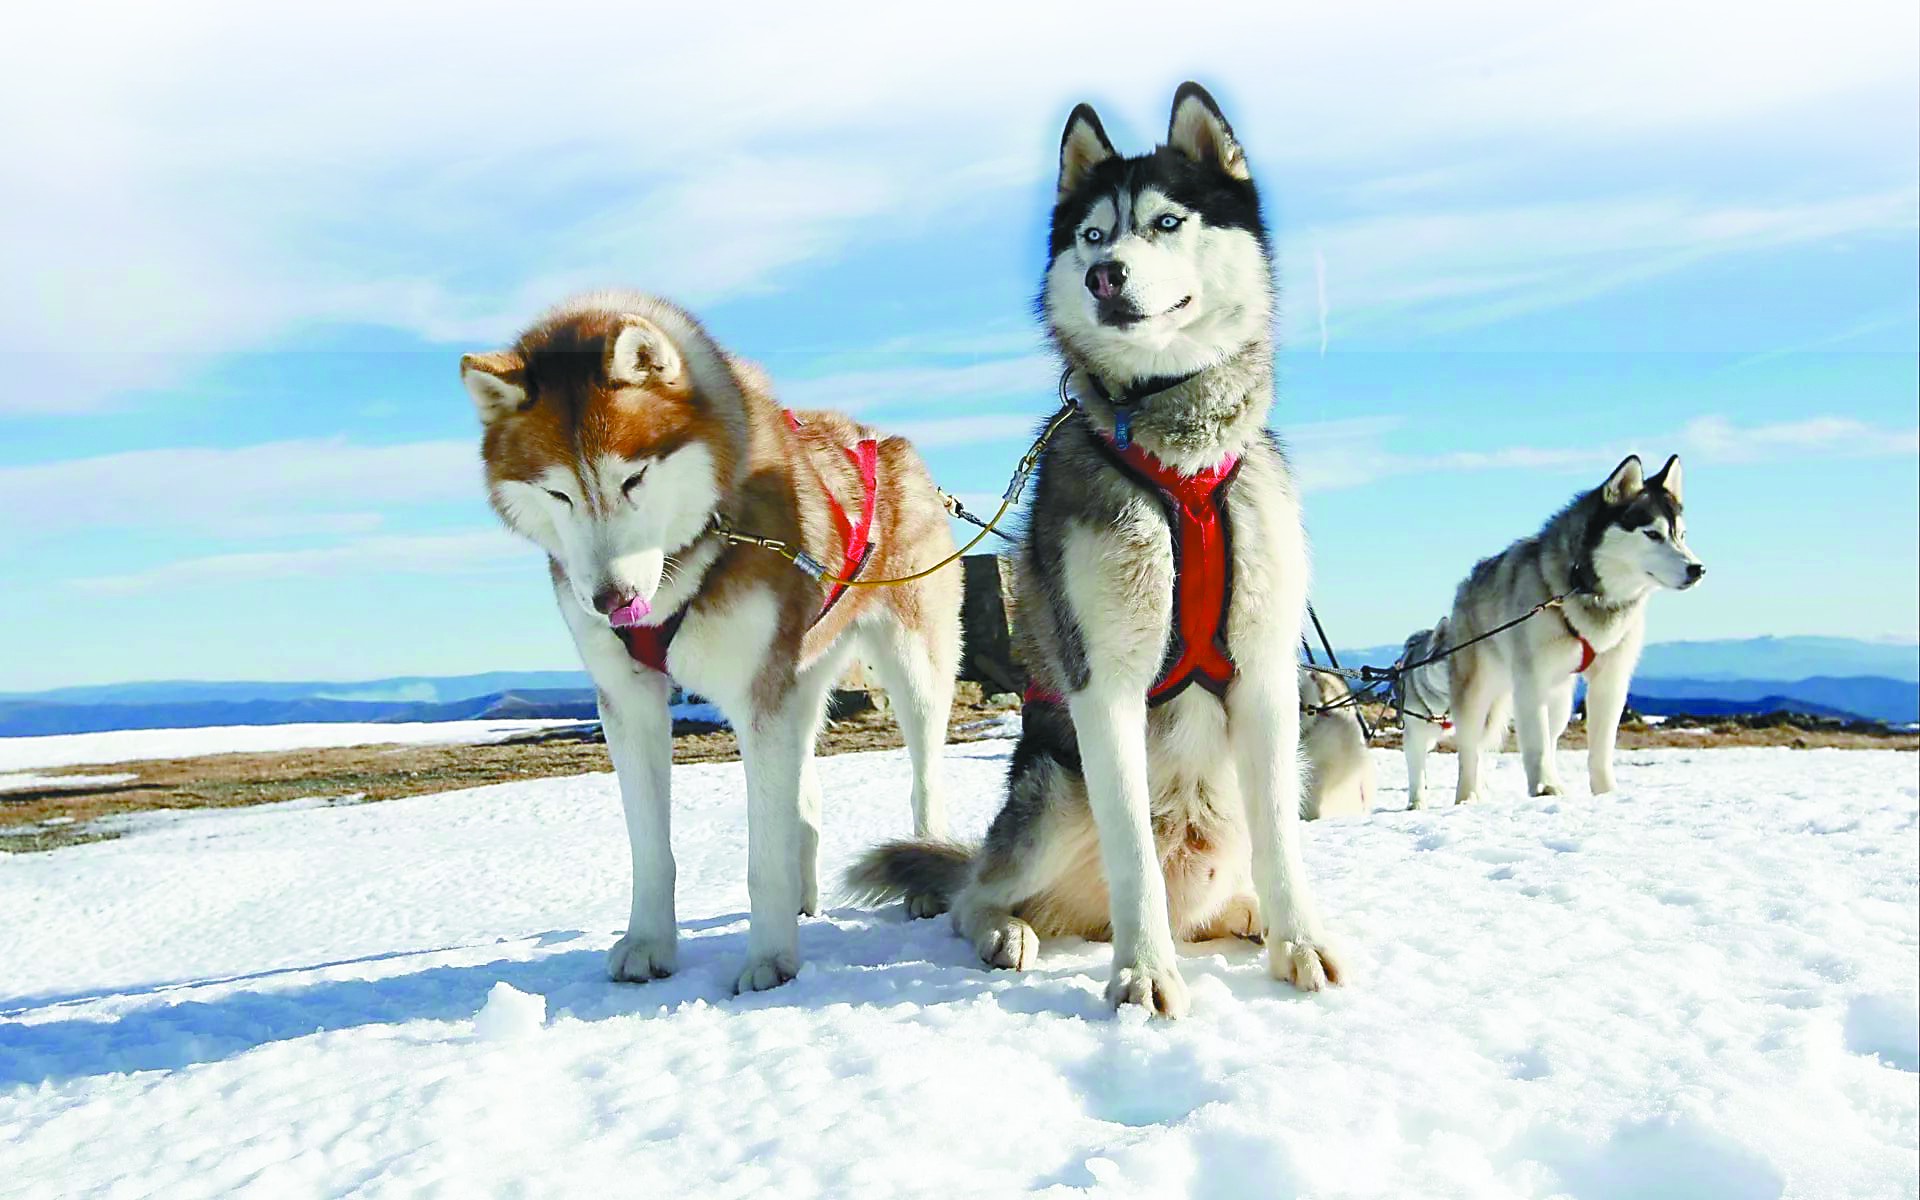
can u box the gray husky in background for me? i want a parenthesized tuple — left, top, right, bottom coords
(1449, 454, 1704, 805)
(1394, 619, 1453, 810)
(852, 83, 1341, 1017)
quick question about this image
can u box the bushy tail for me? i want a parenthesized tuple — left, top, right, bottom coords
(844, 840, 974, 907)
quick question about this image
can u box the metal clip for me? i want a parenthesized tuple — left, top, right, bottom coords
(792, 550, 827, 579)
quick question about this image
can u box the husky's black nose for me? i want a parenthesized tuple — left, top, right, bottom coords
(591, 585, 631, 615)
(1685, 563, 1706, 585)
(1085, 261, 1128, 300)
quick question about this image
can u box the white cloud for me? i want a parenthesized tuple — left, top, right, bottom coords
(2, 0, 1912, 411)
(0, 438, 478, 541)
(781, 355, 1057, 414)
(77, 531, 535, 594)
(1285, 412, 1920, 492)
(1678, 414, 1920, 462)
(1286, 187, 1920, 343)
(885, 414, 1042, 449)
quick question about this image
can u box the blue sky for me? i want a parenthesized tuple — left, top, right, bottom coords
(1, 1, 1915, 690)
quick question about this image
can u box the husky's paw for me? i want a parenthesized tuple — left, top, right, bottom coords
(799, 888, 821, 918)
(906, 892, 950, 919)
(733, 951, 799, 995)
(1107, 960, 1190, 1019)
(1531, 780, 1565, 797)
(1270, 939, 1344, 992)
(1589, 768, 1616, 795)
(1406, 792, 1427, 811)
(974, 916, 1038, 970)
(1196, 895, 1263, 943)
(607, 932, 677, 983)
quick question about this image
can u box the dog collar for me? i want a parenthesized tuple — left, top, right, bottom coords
(1083, 370, 1202, 450)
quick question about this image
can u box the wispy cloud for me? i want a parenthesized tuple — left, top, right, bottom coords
(1286, 412, 1920, 492)
(78, 531, 534, 594)
(0, 438, 477, 541)
(1287, 187, 1920, 343)
(886, 414, 1043, 449)
(4, 1, 1912, 411)
(1678, 414, 1920, 462)
(781, 355, 1056, 414)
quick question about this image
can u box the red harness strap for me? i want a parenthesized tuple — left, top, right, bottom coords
(1574, 633, 1596, 675)
(1556, 607, 1597, 674)
(1028, 439, 1240, 707)
(620, 609, 685, 675)
(619, 414, 878, 677)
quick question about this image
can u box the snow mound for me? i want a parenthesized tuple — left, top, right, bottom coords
(472, 982, 547, 1041)
(0, 743, 1913, 1198)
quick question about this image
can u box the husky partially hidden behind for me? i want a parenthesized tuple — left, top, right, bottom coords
(1448, 454, 1704, 804)
(462, 293, 961, 994)
(852, 84, 1341, 1017)
(1300, 668, 1374, 820)
(1395, 619, 1454, 810)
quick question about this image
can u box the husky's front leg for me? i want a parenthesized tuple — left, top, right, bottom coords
(734, 695, 811, 993)
(1069, 685, 1189, 1018)
(600, 668, 678, 982)
(1229, 665, 1343, 991)
(1583, 648, 1636, 795)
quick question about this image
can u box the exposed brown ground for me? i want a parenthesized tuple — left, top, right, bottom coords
(3, 687, 1909, 853)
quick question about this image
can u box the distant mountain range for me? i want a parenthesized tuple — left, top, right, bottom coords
(1320, 635, 1917, 726)
(1, 636, 1914, 738)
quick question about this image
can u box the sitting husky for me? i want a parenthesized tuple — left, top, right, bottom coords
(1394, 619, 1453, 810)
(852, 84, 1341, 1017)
(1300, 668, 1374, 820)
(461, 293, 962, 994)
(1449, 454, 1704, 804)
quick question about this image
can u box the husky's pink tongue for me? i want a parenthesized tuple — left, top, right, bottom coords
(607, 595, 652, 629)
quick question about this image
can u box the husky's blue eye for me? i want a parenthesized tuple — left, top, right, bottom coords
(1083, 227, 1104, 243)
(1643, 528, 1663, 541)
(1156, 213, 1184, 231)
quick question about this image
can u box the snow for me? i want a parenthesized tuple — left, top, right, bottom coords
(1, 742, 1915, 1198)
(0, 772, 138, 794)
(0, 719, 579, 772)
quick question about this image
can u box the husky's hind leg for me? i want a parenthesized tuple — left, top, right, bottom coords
(1451, 654, 1496, 805)
(954, 743, 1105, 972)
(1512, 672, 1564, 797)
(860, 613, 957, 840)
(859, 610, 959, 917)
(1403, 716, 1440, 810)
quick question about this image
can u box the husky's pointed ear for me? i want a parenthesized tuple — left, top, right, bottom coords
(607, 316, 684, 389)
(1167, 82, 1248, 181)
(1058, 103, 1116, 196)
(1646, 454, 1684, 505)
(460, 351, 526, 425)
(1600, 454, 1645, 505)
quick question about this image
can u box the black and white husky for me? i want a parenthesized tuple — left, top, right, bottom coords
(852, 83, 1341, 1017)
(1446, 455, 1705, 804)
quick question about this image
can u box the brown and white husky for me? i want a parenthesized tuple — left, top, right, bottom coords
(462, 291, 962, 994)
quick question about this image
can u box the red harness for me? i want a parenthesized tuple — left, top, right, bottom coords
(618, 413, 879, 676)
(1027, 438, 1240, 708)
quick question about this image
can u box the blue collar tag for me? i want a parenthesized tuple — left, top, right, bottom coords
(1113, 407, 1133, 450)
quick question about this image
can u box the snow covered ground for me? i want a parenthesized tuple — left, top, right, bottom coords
(1, 741, 1914, 1198)
(0, 719, 580, 772)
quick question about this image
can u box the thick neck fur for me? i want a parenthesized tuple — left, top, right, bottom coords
(1064, 340, 1273, 474)
(1534, 487, 1653, 640)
